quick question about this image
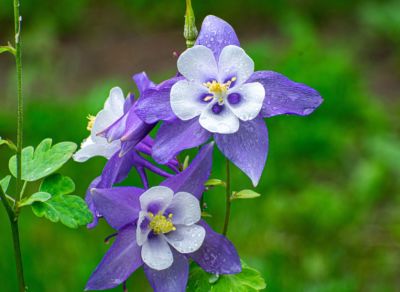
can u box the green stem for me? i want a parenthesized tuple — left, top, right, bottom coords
(11, 0, 26, 290)
(222, 159, 232, 236)
(10, 218, 25, 292)
(1, 188, 25, 291)
(19, 181, 27, 200)
(14, 0, 23, 197)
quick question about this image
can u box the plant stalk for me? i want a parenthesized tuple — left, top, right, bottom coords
(10, 218, 26, 292)
(14, 0, 23, 197)
(11, 0, 26, 290)
(0, 188, 25, 291)
(222, 159, 232, 236)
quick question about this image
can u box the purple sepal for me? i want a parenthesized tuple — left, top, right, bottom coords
(162, 142, 214, 199)
(195, 15, 240, 60)
(135, 77, 183, 124)
(215, 117, 268, 186)
(85, 176, 102, 229)
(189, 220, 241, 274)
(97, 150, 137, 188)
(152, 118, 211, 164)
(143, 251, 189, 292)
(91, 187, 143, 230)
(85, 224, 142, 290)
(248, 71, 323, 118)
(133, 72, 156, 95)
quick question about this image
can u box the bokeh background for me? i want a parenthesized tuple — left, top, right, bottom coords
(1, 0, 400, 291)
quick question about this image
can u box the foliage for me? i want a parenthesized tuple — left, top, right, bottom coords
(188, 261, 266, 292)
(8, 139, 77, 182)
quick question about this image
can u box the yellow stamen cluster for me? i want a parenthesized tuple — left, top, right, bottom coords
(203, 77, 237, 103)
(148, 212, 176, 234)
(86, 115, 96, 131)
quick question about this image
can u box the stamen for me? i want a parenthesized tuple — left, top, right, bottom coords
(148, 212, 176, 234)
(86, 114, 96, 131)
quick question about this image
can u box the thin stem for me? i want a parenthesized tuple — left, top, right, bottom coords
(11, 0, 26, 290)
(1, 188, 25, 291)
(14, 0, 23, 197)
(10, 219, 25, 292)
(19, 181, 27, 200)
(222, 159, 232, 236)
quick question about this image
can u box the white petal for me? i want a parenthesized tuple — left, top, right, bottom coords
(226, 82, 265, 121)
(199, 102, 240, 134)
(136, 211, 151, 246)
(91, 87, 125, 139)
(140, 186, 174, 213)
(218, 45, 254, 86)
(104, 87, 125, 114)
(73, 137, 120, 162)
(170, 80, 210, 121)
(168, 192, 201, 226)
(141, 235, 173, 270)
(164, 224, 205, 254)
(177, 45, 218, 83)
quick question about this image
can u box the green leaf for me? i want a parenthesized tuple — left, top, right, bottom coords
(8, 139, 77, 182)
(188, 261, 266, 292)
(31, 194, 92, 228)
(19, 192, 51, 207)
(0, 45, 16, 55)
(205, 179, 226, 188)
(0, 175, 11, 193)
(40, 174, 75, 196)
(232, 189, 261, 200)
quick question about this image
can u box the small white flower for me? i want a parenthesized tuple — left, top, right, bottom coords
(73, 87, 125, 162)
(170, 45, 265, 134)
(136, 186, 205, 270)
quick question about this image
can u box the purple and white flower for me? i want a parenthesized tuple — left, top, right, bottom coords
(79, 73, 180, 228)
(171, 45, 265, 134)
(135, 15, 323, 186)
(85, 143, 241, 292)
(136, 186, 205, 270)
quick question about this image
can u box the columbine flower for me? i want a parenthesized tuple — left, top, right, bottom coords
(170, 45, 265, 134)
(79, 73, 180, 228)
(136, 186, 205, 270)
(135, 15, 323, 186)
(85, 143, 241, 292)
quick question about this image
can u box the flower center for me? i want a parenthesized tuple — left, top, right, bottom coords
(148, 212, 176, 234)
(203, 77, 237, 104)
(86, 115, 96, 131)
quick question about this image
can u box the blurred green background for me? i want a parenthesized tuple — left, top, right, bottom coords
(1, 0, 400, 291)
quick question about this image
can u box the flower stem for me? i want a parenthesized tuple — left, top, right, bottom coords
(14, 0, 23, 197)
(222, 159, 232, 236)
(0, 189, 26, 291)
(9, 0, 26, 290)
(10, 218, 26, 292)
